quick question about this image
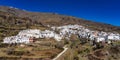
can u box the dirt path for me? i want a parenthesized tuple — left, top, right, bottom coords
(53, 45, 68, 60)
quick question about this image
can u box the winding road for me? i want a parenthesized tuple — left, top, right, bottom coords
(53, 45, 68, 60)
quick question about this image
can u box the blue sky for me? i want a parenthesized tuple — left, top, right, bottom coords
(0, 0, 120, 26)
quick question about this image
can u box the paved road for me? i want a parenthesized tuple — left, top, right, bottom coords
(53, 46, 68, 60)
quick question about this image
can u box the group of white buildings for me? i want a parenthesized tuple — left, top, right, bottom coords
(3, 29, 62, 44)
(3, 25, 120, 44)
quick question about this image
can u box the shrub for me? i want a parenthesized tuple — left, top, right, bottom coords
(74, 56, 79, 60)
(6, 48, 15, 55)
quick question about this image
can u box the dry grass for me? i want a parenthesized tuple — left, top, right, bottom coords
(0, 39, 63, 59)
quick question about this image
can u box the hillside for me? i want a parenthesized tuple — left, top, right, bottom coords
(0, 6, 120, 60)
(0, 6, 120, 30)
(0, 6, 120, 41)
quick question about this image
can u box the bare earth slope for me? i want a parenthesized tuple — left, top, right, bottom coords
(0, 6, 120, 60)
(0, 6, 120, 31)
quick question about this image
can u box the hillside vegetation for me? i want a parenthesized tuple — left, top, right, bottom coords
(0, 6, 120, 41)
(0, 6, 120, 60)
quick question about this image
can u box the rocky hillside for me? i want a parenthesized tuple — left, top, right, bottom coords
(0, 6, 120, 41)
(0, 6, 120, 60)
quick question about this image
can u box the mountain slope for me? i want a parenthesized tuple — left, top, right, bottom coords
(0, 6, 120, 41)
(0, 6, 120, 60)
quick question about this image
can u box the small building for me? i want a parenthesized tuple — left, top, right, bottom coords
(29, 37, 36, 43)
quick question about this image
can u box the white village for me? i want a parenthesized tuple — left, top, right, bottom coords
(3, 25, 120, 44)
